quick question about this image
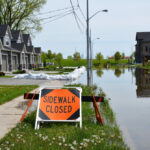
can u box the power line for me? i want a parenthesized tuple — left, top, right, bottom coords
(74, 12, 85, 28)
(38, 6, 77, 15)
(42, 11, 73, 25)
(76, 0, 86, 20)
(40, 9, 74, 21)
(70, 0, 83, 33)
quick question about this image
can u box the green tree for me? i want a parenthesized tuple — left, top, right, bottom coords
(47, 50, 53, 62)
(41, 52, 47, 67)
(114, 52, 121, 62)
(0, 0, 46, 33)
(96, 52, 103, 64)
(55, 53, 63, 66)
(121, 53, 125, 59)
(73, 52, 81, 63)
(67, 55, 72, 59)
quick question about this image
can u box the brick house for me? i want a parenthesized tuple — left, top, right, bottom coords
(135, 32, 150, 64)
(0, 24, 42, 72)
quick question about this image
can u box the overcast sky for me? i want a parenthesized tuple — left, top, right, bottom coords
(32, 0, 150, 58)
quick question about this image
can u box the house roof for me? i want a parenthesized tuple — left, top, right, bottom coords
(35, 47, 41, 54)
(26, 46, 34, 53)
(11, 42, 25, 52)
(0, 24, 8, 37)
(11, 30, 21, 41)
(136, 32, 150, 42)
(22, 34, 30, 45)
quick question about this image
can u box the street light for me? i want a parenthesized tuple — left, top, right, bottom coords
(89, 10, 108, 20)
(86, 0, 108, 86)
(90, 37, 100, 68)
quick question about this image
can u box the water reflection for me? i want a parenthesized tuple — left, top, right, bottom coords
(96, 68, 103, 78)
(114, 68, 122, 77)
(135, 68, 150, 97)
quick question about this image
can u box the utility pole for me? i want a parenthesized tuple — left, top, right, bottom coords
(86, 0, 90, 86)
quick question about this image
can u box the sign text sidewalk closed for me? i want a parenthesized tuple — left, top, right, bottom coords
(35, 87, 82, 129)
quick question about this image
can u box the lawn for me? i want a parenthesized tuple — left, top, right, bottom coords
(0, 85, 129, 150)
(0, 76, 14, 78)
(60, 59, 129, 67)
(0, 85, 38, 105)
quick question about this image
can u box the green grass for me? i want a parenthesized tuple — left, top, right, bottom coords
(58, 59, 129, 67)
(0, 85, 38, 105)
(0, 76, 13, 78)
(0, 85, 129, 150)
(135, 64, 150, 70)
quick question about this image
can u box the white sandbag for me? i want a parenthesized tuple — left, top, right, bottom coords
(13, 66, 86, 80)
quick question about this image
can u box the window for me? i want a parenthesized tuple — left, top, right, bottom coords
(145, 46, 148, 52)
(27, 40, 31, 46)
(4, 36, 10, 46)
(17, 35, 21, 43)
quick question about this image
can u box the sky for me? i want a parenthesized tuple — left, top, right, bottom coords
(32, 0, 150, 58)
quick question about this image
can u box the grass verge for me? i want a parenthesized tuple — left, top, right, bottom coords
(0, 76, 14, 78)
(0, 85, 38, 105)
(0, 85, 129, 150)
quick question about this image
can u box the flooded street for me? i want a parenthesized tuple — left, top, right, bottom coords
(76, 68, 150, 150)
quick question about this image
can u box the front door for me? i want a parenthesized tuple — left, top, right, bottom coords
(2, 55, 7, 71)
(12, 56, 17, 70)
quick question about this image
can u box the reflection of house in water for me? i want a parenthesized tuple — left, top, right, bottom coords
(135, 68, 150, 97)
(135, 32, 150, 64)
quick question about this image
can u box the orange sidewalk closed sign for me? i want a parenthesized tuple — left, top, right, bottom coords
(35, 87, 82, 130)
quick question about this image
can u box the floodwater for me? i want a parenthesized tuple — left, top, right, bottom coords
(76, 68, 150, 150)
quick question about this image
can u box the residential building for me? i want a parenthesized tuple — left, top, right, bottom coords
(0, 24, 42, 72)
(135, 32, 150, 64)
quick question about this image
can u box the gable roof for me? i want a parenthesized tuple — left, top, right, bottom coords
(11, 42, 25, 52)
(11, 30, 21, 41)
(136, 32, 150, 42)
(26, 46, 34, 53)
(22, 34, 32, 46)
(35, 47, 41, 54)
(0, 25, 8, 37)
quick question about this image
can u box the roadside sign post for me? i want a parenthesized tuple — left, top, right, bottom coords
(35, 87, 82, 130)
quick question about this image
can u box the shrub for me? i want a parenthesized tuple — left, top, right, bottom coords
(45, 65, 57, 71)
(0, 72, 5, 76)
(147, 60, 150, 66)
(13, 70, 26, 74)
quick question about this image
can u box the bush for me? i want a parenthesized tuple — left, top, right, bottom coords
(45, 65, 57, 71)
(13, 70, 26, 74)
(0, 72, 5, 76)
(147, 60, 150, 66)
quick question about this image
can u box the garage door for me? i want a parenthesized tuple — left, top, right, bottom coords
(12, 56, 17, 70)
(2, 55, 7, 71)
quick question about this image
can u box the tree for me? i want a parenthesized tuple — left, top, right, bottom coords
(121, 53, 125, 59)
(47, 50, 53, 62)
(96, 52, 103, 64)
(41, 52, 47, 67)
(67, 55, 72, 59)
(0, 0, 46, 33)
(114, 52, 121, 62)
(73, 52, 81, 63)
(55, 53, 63, 66)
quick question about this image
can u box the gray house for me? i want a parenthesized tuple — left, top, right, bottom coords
(0, 24, 42, 72)
(135, 32, 150, 64)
